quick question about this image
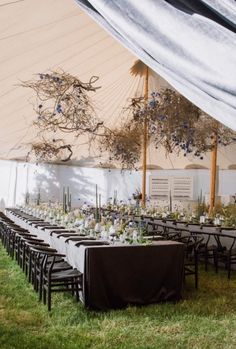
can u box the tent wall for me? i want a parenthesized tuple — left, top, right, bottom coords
(0, 160, 60, 210)
(1, 160, 236, 210)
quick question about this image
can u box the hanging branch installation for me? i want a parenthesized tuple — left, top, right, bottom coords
(26, 138, 73, 163)
(147, 89, 236, 157)
(20, 70, 104, 162)
(99, 120, 142, 171)
(100, 88, 236, 169)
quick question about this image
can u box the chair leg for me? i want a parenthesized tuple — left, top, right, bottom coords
(71, 278, 75, 296)
(11, 239, 15, 259)
(22, 247, 26, 272)
(47, 283, 51, 311)
(75, 279, 79, 302)
(28, 254, 32, 283)
(195, 254, 198, 289)
(227, 254, 231, 279)
(39, 270, 43, 301)
(43, 287, 47, 305)
(75, 276, 82, 302)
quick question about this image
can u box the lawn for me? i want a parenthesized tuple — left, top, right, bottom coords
(1, 243, 236, 349)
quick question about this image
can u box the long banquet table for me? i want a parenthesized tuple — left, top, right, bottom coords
(6, 209, 185, 310)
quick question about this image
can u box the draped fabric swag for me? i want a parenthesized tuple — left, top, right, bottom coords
(75, 0, 236, 130)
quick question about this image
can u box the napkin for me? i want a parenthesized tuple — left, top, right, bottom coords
(75, 240, 110, 247)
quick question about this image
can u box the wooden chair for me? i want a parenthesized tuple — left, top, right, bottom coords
(30, 247, 82, 311)
(214, 229, 236, 279)
(175, 234, 203, 289)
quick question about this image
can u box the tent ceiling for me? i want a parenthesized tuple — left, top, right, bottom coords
(0, 0, 235, 169)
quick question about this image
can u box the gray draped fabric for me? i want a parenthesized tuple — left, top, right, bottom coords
(75, 0, 236, 130)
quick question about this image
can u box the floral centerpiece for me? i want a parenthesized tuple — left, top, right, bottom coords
(132, 189, 142, 208)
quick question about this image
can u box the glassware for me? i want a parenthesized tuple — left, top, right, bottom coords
(199, 215, 205, 224)
(89, 229, 94, 238)
(119, 234, 125, 244)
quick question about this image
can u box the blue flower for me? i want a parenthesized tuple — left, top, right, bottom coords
(56, 104, 62, 113)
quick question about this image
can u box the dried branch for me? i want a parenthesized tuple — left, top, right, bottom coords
(20, 71, 103, 137)
(99, 120, 143, 170)
(27, 138, 73, 163)
(20, 70, 106, 162)
(100, 88, 236, 169)
(129, 88, 236, 158)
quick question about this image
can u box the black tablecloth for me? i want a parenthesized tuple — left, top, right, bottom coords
(84, 241, 184, 310)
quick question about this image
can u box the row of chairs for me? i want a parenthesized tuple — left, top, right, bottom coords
(0, 212, 83, 311)
(158, 222, 236, 279)
(131, 216, 236, 280)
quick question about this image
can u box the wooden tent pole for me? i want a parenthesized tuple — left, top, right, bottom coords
(209, 130, 218, 214)
(141, 65, 149, 207)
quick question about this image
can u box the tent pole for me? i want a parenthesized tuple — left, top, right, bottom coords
(209, 130, 218, 214)
(141, 65, 149, 208)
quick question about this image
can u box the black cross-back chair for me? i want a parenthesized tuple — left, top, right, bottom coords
(30, 246, 82, 311)
(175, 233, 203, 289)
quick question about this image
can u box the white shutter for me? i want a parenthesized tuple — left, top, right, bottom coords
(149, 176, 170, 199)
(149, 176, 193, 200)
(172, 177, 193, 200)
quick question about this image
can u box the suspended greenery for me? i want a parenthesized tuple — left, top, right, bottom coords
(20, 70, 104, 162)
(27, 138, 73, 163)
(148, 89, 235, 157)
(20, 68, 236, 167)
(100, 88, 236, 169)
(99, 120, 142, 170)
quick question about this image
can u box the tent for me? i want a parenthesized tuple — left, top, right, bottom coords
(0, 0, 236, 169)
(0, 0, 236, 208)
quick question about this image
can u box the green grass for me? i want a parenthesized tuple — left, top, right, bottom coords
(1, 244, 236, 349)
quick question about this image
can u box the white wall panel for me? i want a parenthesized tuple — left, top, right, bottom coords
(1, 160, 236, 209)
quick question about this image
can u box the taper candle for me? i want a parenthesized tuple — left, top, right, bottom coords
(169, 190, 172, 213)
(95, 184, 99, 222)
(99, 193, 101, 221)
(62, 186, 65, 212)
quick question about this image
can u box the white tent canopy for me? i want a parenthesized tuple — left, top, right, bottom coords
(0, 0, 236, 170)
(0, 0, 171, 166)
(76, 0, 236, 130)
